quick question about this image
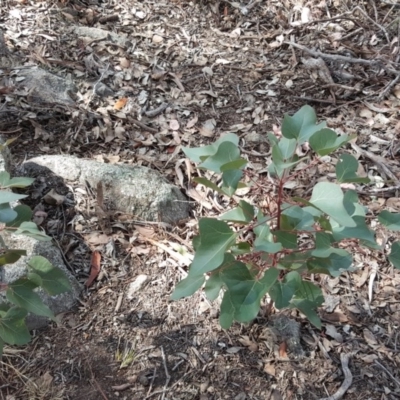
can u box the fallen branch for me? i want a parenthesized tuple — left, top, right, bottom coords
(319, 353, 353, 400)
(285, 41, 400, 77)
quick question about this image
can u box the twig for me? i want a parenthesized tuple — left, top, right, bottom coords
(353, 6, 390, 45)
(379, 73, 400, 100)
(160, 346, 170, 400)
(351, 142, 400, 186)
(319, 353, 353, 400)
(285, 41, 400, 77)
(130, 117, 158, 133)
(374, 360, 400, 388)
(144, 102, 169, 118)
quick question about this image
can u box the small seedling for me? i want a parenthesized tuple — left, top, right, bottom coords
(171, 105, 400, 329)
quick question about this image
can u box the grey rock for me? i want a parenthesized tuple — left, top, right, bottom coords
(19, 155, 190, 224)
(18, 67, 77, 106)
(72, 26, 132, 48)
(0, 233, 82, 330)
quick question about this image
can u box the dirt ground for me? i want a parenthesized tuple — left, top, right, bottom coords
(1, 0, 400, 399)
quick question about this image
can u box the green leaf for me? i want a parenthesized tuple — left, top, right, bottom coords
(378, 211, 400, 231)
(0, 190, 27, 205)
(309, 129, 352, 156)
(389, 242, 400, 269)
(280, 206, 315, 231)
(267, 132, 279, 146)
(278, 137, 297, 159)
(254, 237, 283, 253)
(220, 158, 248, 171)
(6, 278, 55, 319)
(273, 231, 298, 249)
(0, 306, 30, 345)
(204, 272, 223, 301)
(0, 249, 27, 266)
(309, 182, 356, 227)
(170, 274, 205, 300)
(278, 251, 312, 271)
(0, 172, 34, 188)
(281, 105, 326, 144)
(220, 200, 254, 223)
(14, 222, 52, 241)
(269, 280, 297, 309)
(182, 133, 239, 163)
(219, 263, 279, 328)
(314, 232, 335, 250)
(27, 256, 71, 295)
(6, 205, 33, 228)
(199, 142, 243, 173)
(308, 249, 353, 277)
(335, 154, 370, 184)
(290, 298, 322, 329)
(189, 218, 237, 275)
(0, 204, 17, 224)
(291, 277, 324, 306)
(231, 242, 252, 255)
(331, 215, 379, 248)
(221, 169, 243, 196)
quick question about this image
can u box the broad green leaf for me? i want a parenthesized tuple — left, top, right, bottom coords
(278, 137, 297, 159)
(0, 249, 27, 266)
(189, 219, 237, 275)
(182, 133, 239, 163)
(199, 142, 242, 173)
(204, 271, 223, 301)
(254, 214, 272, 239)
(231, 242, 252, 255)
(278, 251, 312, 271)
(219, 263, 279, 328)
(389, 242, 400, 269)
(6, 205, 33, 228)
(0, 190, 27, 205)
(0, 306, 30, 345)
(221, 169, 243, 197)
(194, 177, 227, 196)
(6, 279, 55, 319)
(281, 105, 326, 144)
(378, 211, 400, 231)
(314, 232, 335, 250)
(220, 159, 247, 171)
(170, 274, 205, 300)
(280, 206, 315, 231)
(269, 280, 297, 309)
(273, 231, 297, 249)
(14, 222, 52, 241)
(317, 216, 332, 232)
(220, 200, 254, 223)
(0, 204, 17, 224)
(293, 278, 324, 306)
(309, 182, 356, 227)
(254, 237, 282, 253)
(309, 129, 352, 156)
(267, 132, 279, 146)
(308, 249, 353, 277)
(219, 295, 235, 329)
(331, 216, 379, 248)
(336, 154, 370, 184)
(290, 298, 321, 329)
(27, 256, 71, 295)
(0, 172, 34, 188)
